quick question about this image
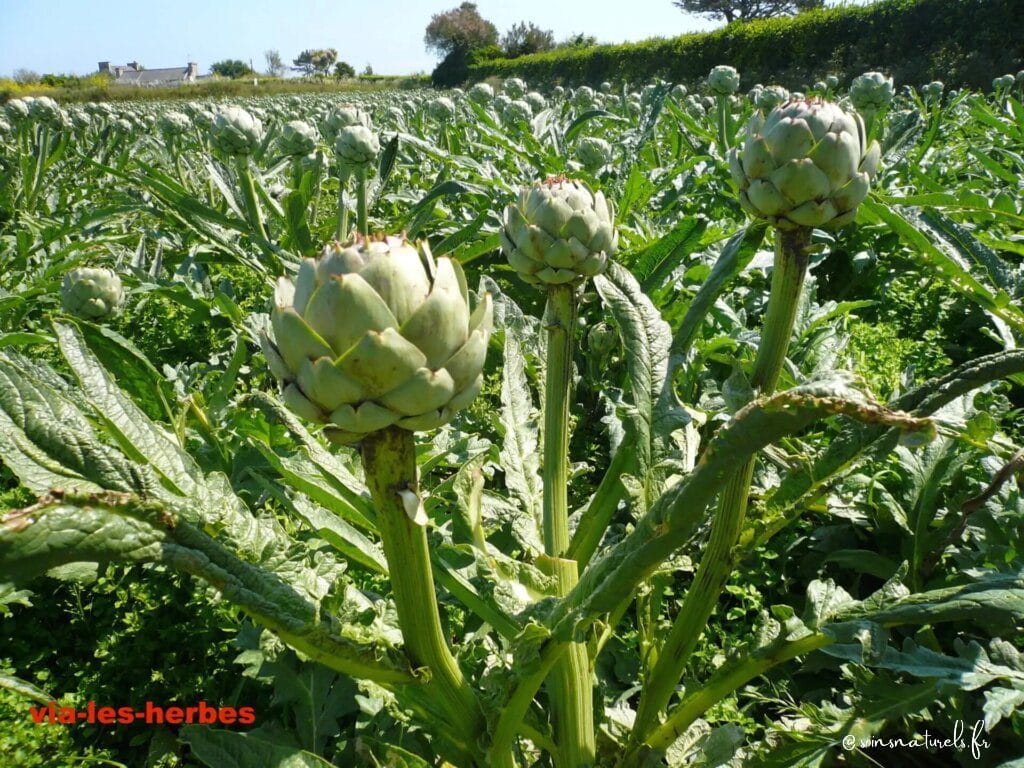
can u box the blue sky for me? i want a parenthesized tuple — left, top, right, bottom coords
(0, 0, 867, 78)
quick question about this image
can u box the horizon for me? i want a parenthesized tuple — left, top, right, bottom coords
(0, 0, 870, 79)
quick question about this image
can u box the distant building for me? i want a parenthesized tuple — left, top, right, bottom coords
(98, 61, 199, 86)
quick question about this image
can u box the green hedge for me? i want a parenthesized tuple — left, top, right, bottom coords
(467, 0, 1024, 90)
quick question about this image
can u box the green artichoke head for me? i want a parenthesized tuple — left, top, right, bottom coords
(576, 136, 613, 170)
(323, 105, 371, 140)
(279, 119, 320, 156)
(849, 72, 894, 114)
(707, 65, 740, 97)
(500, 177, 617, 286)
(426, 97, 456, 121)
(334, 125, 380, 173)
(61, 267, 125, 320)
(468, 83, 494, 104)
(210, 106, 263, 156)
(755, 85, 789, 112)
(261, 235, 493, 444)
(728, 98, 881, 231)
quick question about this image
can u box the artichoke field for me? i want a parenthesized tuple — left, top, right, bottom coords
(1, 71, 1024, 768)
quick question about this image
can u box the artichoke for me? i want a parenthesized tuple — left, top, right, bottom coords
(279, 119, 319, 156)
(849, 72, 894, 114)
(576, 136, 613, 170)
(525, 91, 547, 113)
(826, 75, 840, 89)
(427, 97, 456, 121)
(728, 98, 881, 231)
(503, 99, 532, 123)
(707, 65, 740, 97)
(159, 111, 191, 136)
(503, 77, 527, 98)
(755, 85, 789, 112)
(334, 125, 380, 173)
(500, 177, 617, 286)
(468, 83, 493, 104)
(993, 74, 1016, 91)
(210, 107, 263, 156)
(61, 267, 125, 320)
(261, 236, 493, 444)
(921, 81, 944, 102)
(323, 105, 371, 140)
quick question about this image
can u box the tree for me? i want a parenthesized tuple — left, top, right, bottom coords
(210, 59, 253, 79)
(424, 2, 498, 58)
(334, 61, 356, 79)
(292, 48, 338, 77)
(12, 68, 40, 84)
(673, 0, 824, 23)
(264, 49, 285, 77)
(362, 63, 374, 76)
(501, 21, 556, 58)
(559, 32, 598, 49)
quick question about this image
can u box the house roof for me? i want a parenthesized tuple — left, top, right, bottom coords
(115, 66, 192, 84)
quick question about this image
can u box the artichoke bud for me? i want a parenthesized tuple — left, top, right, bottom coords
(707, 65, 740, 97)
(210, 107, 263, 156)
(61, 267, 125, 320)
(334, 125, 380, 174)
(849, 72, 894, 114)
(261, 235, 493, 445)
(728, 98, 881, 231)
(500, 176, 617, 287)
(279, 120, 319, 157)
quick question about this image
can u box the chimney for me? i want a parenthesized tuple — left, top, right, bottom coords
(127, 60, 139, 71)
(98, 61, 110, 73)
(186, 62, 198, 80)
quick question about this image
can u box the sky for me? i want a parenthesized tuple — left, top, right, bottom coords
(0, 0, 870, 78)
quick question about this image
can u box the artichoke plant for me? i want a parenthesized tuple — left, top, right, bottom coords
(61, 267, 125, 320)
(502, 99, 532, 124)
(261, 236, 492, 444)
(503, 77, 527, 98)
(501, 177, 616, 286)
(210, 107, 263, 156)
(728, 98, 881, 231)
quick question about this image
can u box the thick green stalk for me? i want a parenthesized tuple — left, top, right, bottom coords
(542, 285, 596, 768)
(623, 632, 831, 765)
(355, 166, 369, 239)
(360, 427, 484, 754)
(716, 96, 730, 153)
(335, 174, 349, 241)
(234, 155, 268, 241)
(632, 228, 811, 738)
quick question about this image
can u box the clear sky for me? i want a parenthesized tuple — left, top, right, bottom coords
(0, 0, 868, 78)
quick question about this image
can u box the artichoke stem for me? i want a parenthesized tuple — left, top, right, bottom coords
(360, 427, 484, 754)
(356, 166, 369, 239)
(234, 155, 268, 241)
(632, 227, 811, 740)
(335, 177, 349, 242)
(716, 96, 730, 153)
(542, 285, 596, 768)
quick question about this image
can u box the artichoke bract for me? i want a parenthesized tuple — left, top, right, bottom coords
(500, 177, 617, 286)
(729, 98, 881, 231)
(61, 267, 124, 320)
(261, 236, 492, 444)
